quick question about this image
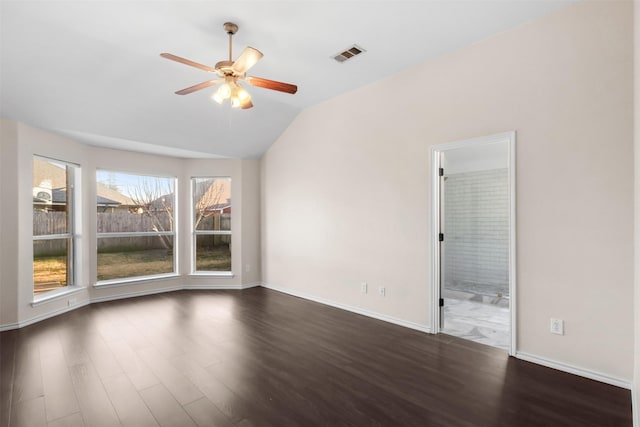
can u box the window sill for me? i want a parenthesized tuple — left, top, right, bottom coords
(189, 272, 234, 278)
(32, 286, 85, 307)
(94, 273, 180, 288)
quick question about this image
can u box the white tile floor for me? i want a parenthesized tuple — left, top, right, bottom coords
(441, 295, 510, 351)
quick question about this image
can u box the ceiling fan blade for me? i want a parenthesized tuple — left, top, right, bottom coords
(174, 80, 220, 95)
(232, 47, 264, 74)
(160, 53, 218, 74)
(245, 76, 298, 94)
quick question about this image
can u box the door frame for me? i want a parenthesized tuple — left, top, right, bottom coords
(430, 131, 517, 355)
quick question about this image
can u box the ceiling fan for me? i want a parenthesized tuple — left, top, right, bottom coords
(160, 22, 297, 110)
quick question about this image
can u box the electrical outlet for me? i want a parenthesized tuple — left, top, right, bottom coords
(245, 264, 251, 273)
(550, 318, 564, 335)
(68, 298, 77, 307)
(361, 282, 368, 294)
(378, 286, 386, 297)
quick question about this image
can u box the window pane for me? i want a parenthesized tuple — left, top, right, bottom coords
(97, 236, 174, 281)
(33, 239, 69, 295)
(193, 177, 231, 231)
(33, 156, 76, 296)
(33, 158, 69, 235)
(96, 171, 175, 233)
(195, 235, 231, 272)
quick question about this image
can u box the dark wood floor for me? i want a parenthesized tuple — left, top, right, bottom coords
(0, 288, 632, 427)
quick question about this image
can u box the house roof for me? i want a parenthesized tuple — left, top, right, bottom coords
(96, 184, 135, 206)
(148, 178, 231, 211)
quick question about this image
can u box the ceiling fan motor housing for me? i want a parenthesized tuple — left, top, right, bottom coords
(215, 60, 237, 76)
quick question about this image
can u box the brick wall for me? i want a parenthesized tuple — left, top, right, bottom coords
(442, 168, 509, 296)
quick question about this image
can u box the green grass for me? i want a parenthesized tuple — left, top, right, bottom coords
(34, 246, 232, 290)
(97, 249, 173, 281)
(195, 246, 232, 272)
(33, 256, 67, 295)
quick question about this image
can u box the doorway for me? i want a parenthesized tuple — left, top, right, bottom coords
(431, 132, 516, 354)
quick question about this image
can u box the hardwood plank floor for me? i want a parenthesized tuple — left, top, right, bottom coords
(0, 288, 632, 426)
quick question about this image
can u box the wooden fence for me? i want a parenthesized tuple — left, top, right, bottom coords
(97, 211, 173, 233)
(33, 211, 230, 256)
(33, 211, 68, 236)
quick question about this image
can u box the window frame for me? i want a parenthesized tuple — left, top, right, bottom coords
(95, 170, 178, 286)
(190, 176, 232, 276)
(32, 155, 80, 300)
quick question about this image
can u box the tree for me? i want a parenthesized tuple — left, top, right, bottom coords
(193, 178, 231, 253)
(193, 178, 229, 230)
(128, 179, 175, 251)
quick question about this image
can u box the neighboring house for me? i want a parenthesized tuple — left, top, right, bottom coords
(33, 158, 135, 212)
(203, 202, 231, 215)
(32, 158, 66, 211)
(194, 178, 231, 216)
(96, 183, 137, 212)
(148, 179, 231, 216)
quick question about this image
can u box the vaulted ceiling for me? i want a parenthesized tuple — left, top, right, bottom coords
(0, 1, 574, 158)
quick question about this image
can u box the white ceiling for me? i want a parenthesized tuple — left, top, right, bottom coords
(0, 1, 574, 159)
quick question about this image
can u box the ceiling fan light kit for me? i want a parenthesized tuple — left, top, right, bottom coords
(161, 21, 297, 110)
(212, 76, 252, 109)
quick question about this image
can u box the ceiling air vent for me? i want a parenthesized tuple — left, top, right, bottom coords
(333, 44, 366, 63)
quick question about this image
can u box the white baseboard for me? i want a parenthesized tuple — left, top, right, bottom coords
(515, 351, 632, 390)
(183, 282, 261, 290)
(261, 282, 432, 334)
(0, 322, 19, 332)
(0, 300, 91, 331)
(90, 285, 184, 304)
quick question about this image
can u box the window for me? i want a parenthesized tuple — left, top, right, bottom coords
(33, 156, 79, 296)
(96, 171, 176, 282)
(192, 177, 231, 273)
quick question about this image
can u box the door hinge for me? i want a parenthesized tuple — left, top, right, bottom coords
(439, 167, 444, 177)
(439, 298, 444, 307)
(439, 233, 444, 242)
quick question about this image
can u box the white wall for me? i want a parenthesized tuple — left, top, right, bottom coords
(0, 121, 261, 328)
(261, 0, 634, 383)
(0, 119, 19, 325)
(240, 159, 262, 284)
